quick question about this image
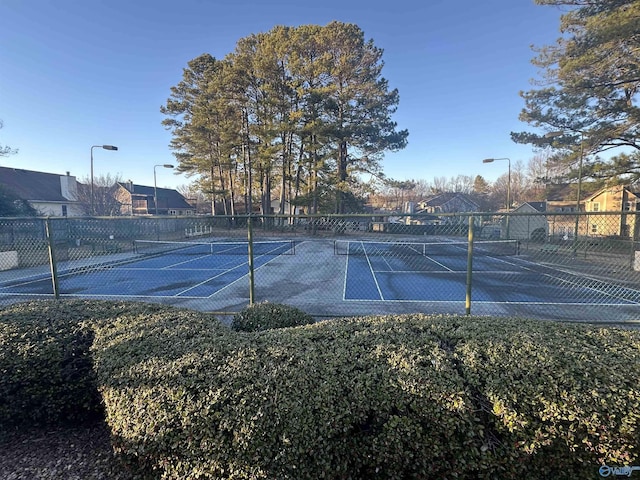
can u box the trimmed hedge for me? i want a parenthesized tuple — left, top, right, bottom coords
(3, 300, 640, 479)
(0, 300, 209, 434)
(230, 302, 315, 332)
(89, 311, 640, 479)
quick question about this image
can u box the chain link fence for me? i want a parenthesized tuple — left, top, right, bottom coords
(0, 212, 639, 324)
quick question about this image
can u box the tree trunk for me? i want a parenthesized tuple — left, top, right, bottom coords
(336, 140, 348, 213)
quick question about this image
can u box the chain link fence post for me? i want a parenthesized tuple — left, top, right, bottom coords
(247, 214, 255, 306)
(465, 215, 474, 315)
(44, 218, 60, 299)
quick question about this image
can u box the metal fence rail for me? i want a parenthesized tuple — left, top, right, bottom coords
(0, 213, 638, 324)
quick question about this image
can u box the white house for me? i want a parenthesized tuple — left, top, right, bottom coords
(506, 202, 548, 241)
(0, 167, 83, 216)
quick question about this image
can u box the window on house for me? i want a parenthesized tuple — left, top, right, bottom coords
(624, 201, 635, 211)
(61, 205, 68, 216)
(591, 202, 600, 212)
(591, 223, 598, 234)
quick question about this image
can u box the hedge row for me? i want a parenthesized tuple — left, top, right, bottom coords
(2, 300, 640, 479)
(0, 300, 155, 432)
(230, 301, 315, 332)
(92, 311, 640, 479)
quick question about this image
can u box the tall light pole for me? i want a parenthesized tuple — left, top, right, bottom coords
(90, 144, 118, 215)
(545, 130, 585, 253)
(482, 157, 511, 238)
(154, 164, 174, 215)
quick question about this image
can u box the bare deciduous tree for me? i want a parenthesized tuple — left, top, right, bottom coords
(76, 173, 124, 216)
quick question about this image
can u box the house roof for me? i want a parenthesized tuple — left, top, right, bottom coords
(584, 185, 640, 202)
(520, 201, 546, 213)
(117, 183, 193, 209)
(0, 166, 72, 202)
(420, 192, 479, 208)
(545, 182, 601, 202)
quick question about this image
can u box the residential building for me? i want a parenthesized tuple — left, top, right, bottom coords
(583, 185, 640, 238)
(513, 184, 640, 241)
(544, 183, 595, 240)
(396, 192, 480, 227)
(115, 182, 195, 216)
(505, 202, 548, 241)
(416, 192, 480, 214)
(0, 167, 83, 216)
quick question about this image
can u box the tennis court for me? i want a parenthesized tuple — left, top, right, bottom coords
(1, 234, 639, 321)
(339, 239, 640, 306)
(0, 240, 294, 299)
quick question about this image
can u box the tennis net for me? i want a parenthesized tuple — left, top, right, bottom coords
(134, 239, 295, 256)
(334, 239, 518, 257)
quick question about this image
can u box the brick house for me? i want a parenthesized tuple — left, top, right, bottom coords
(115, 182, 195, 216)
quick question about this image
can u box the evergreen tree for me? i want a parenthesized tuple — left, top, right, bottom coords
(161, 22, 408, 215)
(512, 0, 640, 183)
(0, 185, 37, 217)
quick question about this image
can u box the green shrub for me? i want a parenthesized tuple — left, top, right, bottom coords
(5, 299, 640, 479)
(91, 306, 231, 478)
(91, 312, 640, 479)
(0, 299, 197, 434)
(230, 301, 314, 332)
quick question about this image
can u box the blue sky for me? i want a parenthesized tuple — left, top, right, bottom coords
(0, 0, 564, 190)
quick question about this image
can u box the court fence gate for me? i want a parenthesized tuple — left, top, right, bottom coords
(0, 212, 638, 326)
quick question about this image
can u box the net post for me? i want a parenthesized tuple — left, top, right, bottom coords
(45, 217, 60, 299)
(247, 214, 255, 306)
(465, 216, 474, 315)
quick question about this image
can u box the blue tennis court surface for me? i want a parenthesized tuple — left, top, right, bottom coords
(2, 237, 639, 310)
(0, 240, 293, 298)
(342, 241, 640, 305)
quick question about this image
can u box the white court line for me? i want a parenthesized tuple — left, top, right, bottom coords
(6, 291, 633, 307)
(175, 262, 248, 296)
(473, 255, 640, 305)
(104, 267, 230, 272)
(342, 297, 638, 306)
(342, 254, 350, 301)
(205, 245, 298, 298)
(422, 255, 454, 271)
(160, 241, 291, 270)
(381, 255, 394, 271)
(363, 243, 384, 300)
(371, 270, 529, 275)
(161, 254, 211, 269)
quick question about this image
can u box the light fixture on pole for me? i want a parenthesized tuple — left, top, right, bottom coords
(90, 145, 118, 216)
(482, 157, 511, 238)
(545, 130, 585, 253)
(154, 164, 174, 215)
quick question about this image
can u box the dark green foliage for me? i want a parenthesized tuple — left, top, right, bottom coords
(91, 311, 640, 479)
(230, 302, 315, 332)
(0, 300, 195, 434)
(514, 1, 640, 183)
(162, 22, 408, 215)
(0, 185, 37, 217)
(4, 300, 640, 479)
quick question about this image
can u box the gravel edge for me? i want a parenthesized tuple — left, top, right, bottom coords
(0, 422, 133, 480)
